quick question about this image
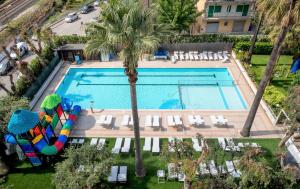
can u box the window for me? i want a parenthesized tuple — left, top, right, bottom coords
(224, 22, 228, 26)
(236, 4, 249, 16)
(236, 5, 243, 12)
(227, 5, 231, 12)
(214, 6, 222, 13)
(208, 5, 222, 17)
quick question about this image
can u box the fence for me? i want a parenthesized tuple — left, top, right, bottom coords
(24, 56, 60, 99)
(160, 42, 233, 53)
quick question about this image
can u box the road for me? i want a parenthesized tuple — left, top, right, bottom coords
(51, 7, 100, 36)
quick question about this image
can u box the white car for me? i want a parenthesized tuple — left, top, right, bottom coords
(64, 12, 79, 23)
(93, 0, 100, 6)
(10, 42, 28, 60)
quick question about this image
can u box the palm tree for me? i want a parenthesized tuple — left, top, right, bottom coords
(241, 0, 300, 137)
(85, 0, 170, 177)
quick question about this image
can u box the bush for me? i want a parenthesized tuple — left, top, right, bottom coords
(234, 42, 274, 54)
(54, 35, 90, 45)
(263, 85, 286, 113)
(29, 58, 42, 76)
(41, 46, 54, 62)
(16, 76, 31, 96)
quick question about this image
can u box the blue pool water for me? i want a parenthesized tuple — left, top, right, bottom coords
(56, 68, 247, 110)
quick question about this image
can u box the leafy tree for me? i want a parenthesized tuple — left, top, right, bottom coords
(158, 0, 201, 33)
(241, 0, 300, 137)
(53, 144, 114, 189)
(85, 0, 170, 177)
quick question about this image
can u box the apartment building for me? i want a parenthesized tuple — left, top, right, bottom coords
(192, 0, 255, 34)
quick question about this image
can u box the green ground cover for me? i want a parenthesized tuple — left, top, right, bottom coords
(3, 138, 283, 189)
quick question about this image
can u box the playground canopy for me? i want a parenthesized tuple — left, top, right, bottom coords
(8, 110, 39, 135)
(41, 94, 62, 110)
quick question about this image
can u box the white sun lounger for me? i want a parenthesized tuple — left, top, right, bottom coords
(108, 166, 118, 183)
(218, 137, 226, 150)
(225, 161, 241, 178)
(218, 51, 223, 60)
(103, 115, 113, 126)
(97, 138, 106, 150)
(199, 163, 210, 175)
(189, 52, 194, 60)
(213, 53, 218, 61)
(167, 163, 178, 180)
(223, 52, 229, 63)
(199, 53, 203, 60)
(121, 115, 130, 126)
(152, 137, 160, 153)
(192, 137, 202, 152)
(143, 137, 152, 151)
(185, 53, 189, 60)
(168, 137, 175, 152)
(129, 116, 134, 127)
(188, 115, 197, 126)
(203, 52, 208, 60)
(167, 116, 176, 127)
(218, 165, 227, 174)
(179, 53, 185, 61)
(112, 138, 123, 154)
(195, 115, 205, 125)
(117, 166, 127, 183)
(193, 51, 199, 60)
(121, 138, 131, 153)
(218, 115, 228, 125)
(208, 52, 214, 60)
(210, 115, 220, 125)
(209, 160, 218, 176)
(90, 138, 98, 145)
(153, 115, 160, 127)
(174, 115, 183, 126)
(96, 115, 106, 125)
(145, 115, 152, 127)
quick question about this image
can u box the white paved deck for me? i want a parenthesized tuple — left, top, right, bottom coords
(33, 57, 284, 138)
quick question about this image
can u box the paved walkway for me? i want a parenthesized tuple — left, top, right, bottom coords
(33, 57, 284, 138)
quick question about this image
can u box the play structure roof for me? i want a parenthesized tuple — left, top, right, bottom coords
(41, 94, 62, 110)
(8, 110, 39, 135)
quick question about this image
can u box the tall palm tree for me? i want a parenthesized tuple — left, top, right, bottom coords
(241, 0, 300, 137)
(85, 0, 170, 177)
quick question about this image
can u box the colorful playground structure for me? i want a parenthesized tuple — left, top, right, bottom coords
(5, 94, 81, 166)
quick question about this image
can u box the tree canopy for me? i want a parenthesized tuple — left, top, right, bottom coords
(157, 0, 201, 33)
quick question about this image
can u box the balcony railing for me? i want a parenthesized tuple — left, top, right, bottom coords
(205, 11, 254, 18)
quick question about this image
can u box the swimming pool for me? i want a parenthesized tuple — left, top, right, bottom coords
(56, 68, 247, 110)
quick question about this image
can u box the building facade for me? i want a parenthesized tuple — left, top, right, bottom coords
(193, 0, 255, 34)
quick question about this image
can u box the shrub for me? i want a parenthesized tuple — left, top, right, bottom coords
(16, 76, 32, 96)
(29, 58, 42, 76)
(263, 85, 286, 113)
(234, 42, 274, 54)
(41, 46, 54, 62)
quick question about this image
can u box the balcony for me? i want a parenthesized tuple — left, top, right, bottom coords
(204, 11, 254, 19)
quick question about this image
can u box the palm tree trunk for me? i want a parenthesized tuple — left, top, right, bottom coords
(247, 13, 264, 63)
(126, 67, 145, 177)
(240, 1, 295, 137)
(22, 35, 45, 67)
(8, 74, 16, 95)
(1, 46, 16, 67)
(0, 82, 13, 95)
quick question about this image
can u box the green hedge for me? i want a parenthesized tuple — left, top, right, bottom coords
(234, 41, 274, 55)
(23, 56, 60, 99)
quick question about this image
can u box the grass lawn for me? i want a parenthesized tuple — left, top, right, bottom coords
(250, 55, 294, 95)
(4, 138, 283, 189)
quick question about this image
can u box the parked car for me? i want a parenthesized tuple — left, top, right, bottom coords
(10, 42, 28, 60)
(0, 52, 12, 75)
(64, 12, 79, 23)
(80, 5, 94, 14)
(93, 0, 100, 6)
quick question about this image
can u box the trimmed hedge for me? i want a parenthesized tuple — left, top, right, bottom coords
(234, 41, 274, 55)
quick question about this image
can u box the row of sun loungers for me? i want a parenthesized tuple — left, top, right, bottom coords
(69, 138, 85, 145)
(143, 137, 160, 153)
(90, 138, 106, 150)
(96, 114, 229, 128)
(112, 138, 131, 154)
(172, 51, 229, 63)
(108, 166, 127, 183)
(218, 137, 261, 152)
(197, 160, 241, 178)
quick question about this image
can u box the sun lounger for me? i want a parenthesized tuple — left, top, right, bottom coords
(203, 52, 208, 61)
(167, 116, 176, 127)
(238, 142, 244, 148)
(168, 137, 175, 152)
(185, 53, 189, 60)
(97, 138, 106, 150)
(108, 166, 118, 183)
(179, 53, 185, 61)
(174, 115, 183, 126)
(193, 51, 199, 60)
(167, 163, 178, 180)
(117, 166, 127, 183)
(188, 52, 194, 60)
(210, 115, 220, 125)
(218, 165, 227, 174)
(217, 51, 223, 60)
(143, 137, 152, 151)
(218, 115, 228, 125)
(103, 115, 113, 126)
(208, 52, 214, 61)
(213, 53, 218, 61)
(121, 115, 130, 126)
(223, 51, 229, 63)
(209, 160, 218, 176)
(112, 138, 123, 154)
(78, 138, 85, 144)
(145, 115, 152, 127)
(188, 115, 197, 126)
(218, 137, 226, 150)
(96, 115, 106, 124)
(121, 138, 131, 153)
(129, 116, 134, 127)
(171, 56, 177, 63)
(192, 137, 202, 152)
(195, 115, 205, 125)
(199, 163, 210, 175)
(153, 115, 160, 127)
(225, 161, 240, 178)
(152, 137, 160, 153)
(90, 138, 98, 146)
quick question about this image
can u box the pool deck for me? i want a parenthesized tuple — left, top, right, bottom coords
(33, 57, 284, 138)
